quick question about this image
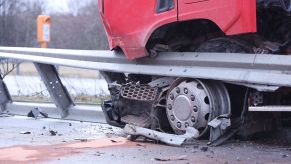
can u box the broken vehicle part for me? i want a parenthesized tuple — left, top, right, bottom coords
(154, 155, 188, 162)
(123, 124, 199, 146)
(208, 114, 231, 143)
(27, 107, 48, 119)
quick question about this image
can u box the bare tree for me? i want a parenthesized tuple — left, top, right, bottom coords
(0, 59, 20, 78)
(0, 0, 108, 50)
(50, 0, 108, 50)
(0, 0, 43, 78)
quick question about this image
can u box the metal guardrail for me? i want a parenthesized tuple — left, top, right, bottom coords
(6, 102, 106, 123)
(0, 47, 291, 118)
(0, 47, 291, 88)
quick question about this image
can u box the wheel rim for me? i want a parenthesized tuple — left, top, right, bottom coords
(166, 78, 231, 137)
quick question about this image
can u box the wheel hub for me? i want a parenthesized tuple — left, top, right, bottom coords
(172, 95, 193, 121)
(166, 80, 210, 134)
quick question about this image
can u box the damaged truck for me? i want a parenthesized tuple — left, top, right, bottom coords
(99, 0, 291, 145)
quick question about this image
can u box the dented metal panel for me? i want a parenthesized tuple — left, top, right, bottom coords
(0, 47, 291, 88)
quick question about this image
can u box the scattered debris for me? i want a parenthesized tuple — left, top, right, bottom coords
(208, 114, 231, 144)
(282, 154, 288, 158)
(154, 155, 188, 161)
(49, 130, 58, 136)
(200, 146, 209, 152)
(27, 107, 48, 119)
(20, 131, 31, 134)
(193, 145, 199, 149)
(0, 113, 13, 117)
(127, 135, 139, 141)
(94, 151, 105, 157)
(124, 124, 199, 146)
(75, 139, 88, 142)
(208, 118, 241, 147)
(136, 143, 146, 147)
(110, 139, 118, 143)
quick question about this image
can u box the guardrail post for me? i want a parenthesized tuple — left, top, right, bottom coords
(34, 63, 74, 118)
(0, 75, 12, 112)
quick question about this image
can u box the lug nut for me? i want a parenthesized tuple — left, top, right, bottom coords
(168, 104, 172, 110)
(190, 95, 195, 101)
(170, 94, 174, 100)
(176, 87, 180, 94)
(170, 115, 175, 121)
(185, 122, 189, 128)
(193, 106, 198, 112)
(184, 88, 188, 94)
(191, 116, 196, 122)
(177, 122, 182, 128)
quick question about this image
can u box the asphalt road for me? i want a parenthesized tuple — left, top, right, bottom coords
(0, 115, 290, 164)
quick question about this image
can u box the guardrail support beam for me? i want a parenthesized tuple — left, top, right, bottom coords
(0, 75, 12, 112)
(34, 63, 74, 118)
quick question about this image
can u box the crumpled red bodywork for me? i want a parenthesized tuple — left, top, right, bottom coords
(98, 0, 257, 60)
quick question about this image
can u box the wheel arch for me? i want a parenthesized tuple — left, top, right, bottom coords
(145, 19, 225, 51)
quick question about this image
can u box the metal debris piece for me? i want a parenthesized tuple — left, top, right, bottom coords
(208, 118, 241, 147)
(20, 131, 31, 134)
(208, 114, 231, 129)
(123, 124, 199, 146)
(208, 114, 231, 144)
(154, 155, 188, 161)
(27, 107, 48, 119)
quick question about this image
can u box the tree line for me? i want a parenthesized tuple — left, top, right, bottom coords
(0, 0, 109, 50)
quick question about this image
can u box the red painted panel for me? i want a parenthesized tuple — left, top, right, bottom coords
(99, 0, 178, 60)
(99, 0, 257, 60)
(178, 0, 257, 35)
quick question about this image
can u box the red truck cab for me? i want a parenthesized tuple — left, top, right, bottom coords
(98, 0, 256, 60)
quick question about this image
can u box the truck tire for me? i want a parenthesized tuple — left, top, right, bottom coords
(196, 37, 253, 53)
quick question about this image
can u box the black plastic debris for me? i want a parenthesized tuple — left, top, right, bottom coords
(20, 131, 31, 134)
(200, 146, 209, 152)
(27, 107, 48, 119)
(49, 130, 58, 136)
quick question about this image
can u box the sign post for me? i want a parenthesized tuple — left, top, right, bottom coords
(37, 15, 51, 48)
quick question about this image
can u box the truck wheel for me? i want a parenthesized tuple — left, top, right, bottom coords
(166, 78, 231, 138)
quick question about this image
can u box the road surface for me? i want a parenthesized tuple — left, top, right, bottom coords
(0, 115, 290, 164)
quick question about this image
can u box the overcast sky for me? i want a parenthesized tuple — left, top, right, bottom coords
(35, 0, 93, 14)
(45, 1, 70, 13)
